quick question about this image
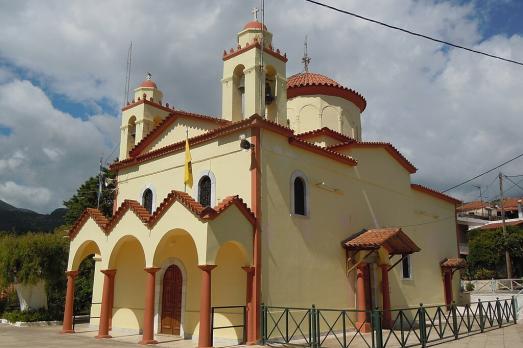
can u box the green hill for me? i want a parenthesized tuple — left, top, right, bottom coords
(0, 200, 66, 234)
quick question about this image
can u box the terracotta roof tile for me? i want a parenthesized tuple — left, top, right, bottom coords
(296, 127, 355, 144)
(343, 228, 420, 254)
(288, 136, 358, 166)
(440, 258, 467, 269)
(411, 184, 461, 205)
(457, 200, 492, 212)
(480, 219, 523, 230)
(287, 72, 366, 112)
(329, 141, 416, 174)
(69, 190, 256, 240)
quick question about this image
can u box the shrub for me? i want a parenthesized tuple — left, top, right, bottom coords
(474, 268, 496, 280)
(465, 282, 475, 292)
(3, 309, 54, 323)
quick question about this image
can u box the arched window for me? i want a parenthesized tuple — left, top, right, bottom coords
(198, 176, 212, 207)
(293, 177, 306, 215)
(142, 188, 153, 214)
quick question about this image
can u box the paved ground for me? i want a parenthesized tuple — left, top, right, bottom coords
(0, 322, 522, 347)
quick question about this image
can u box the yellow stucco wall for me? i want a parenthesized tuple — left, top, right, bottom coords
(287, 95, 362, 140)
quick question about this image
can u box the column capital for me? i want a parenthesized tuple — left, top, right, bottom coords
(101, 269, 117, 277)
(198, 264, 217, 272)
(65, 270, 79, 278)
(144, 267, 161, 274)
(242, 266, 255, 274)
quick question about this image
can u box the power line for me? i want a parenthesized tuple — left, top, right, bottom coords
(504, 175, 523, 193)
(303, 0, 523, 67)
(442, 152, 523, 193)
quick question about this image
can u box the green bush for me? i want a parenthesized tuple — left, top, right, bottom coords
(474, 268, 497, 280)
(465, 282, 475, 292)
(3, 309, 55, 323)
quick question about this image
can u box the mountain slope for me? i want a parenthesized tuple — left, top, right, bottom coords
(0, 200, 66, 233)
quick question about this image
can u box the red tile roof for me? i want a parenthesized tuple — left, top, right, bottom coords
(139, 79, 157, 88)
(499, 197, 523, 211)
(69, 191, 255, 240)
(111, 115, 358, 171)
(480, 219, 523, 230)
(411, 184, 461, 205)
(223, 39, 287, 62)
(329, 141, 416, 174)
(440, 258, 467, 269)
(296, 127, 354, 144)
(342, 228, 420, 255)
(129, 109, 229, 157)
(287, 72, 366, 112)
(456, 200, 491, 212)
(243, 20, 267, 31)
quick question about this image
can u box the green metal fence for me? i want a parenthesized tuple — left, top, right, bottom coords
(262, 297, 517, 348)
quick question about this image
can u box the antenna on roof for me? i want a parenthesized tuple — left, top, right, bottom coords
(302, 36, 311, 72)
(258, 0, 265, 118)
(122, 41, 133, 106)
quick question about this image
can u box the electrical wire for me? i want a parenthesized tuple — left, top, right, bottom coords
(442, 152, 523, 193)
(504, 175, 523, 193)
(303, 0, 523, 67)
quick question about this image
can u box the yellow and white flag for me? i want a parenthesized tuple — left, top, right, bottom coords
(184, 136, 193, 188)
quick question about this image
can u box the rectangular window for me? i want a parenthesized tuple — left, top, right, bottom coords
(402, 254, 412, 279)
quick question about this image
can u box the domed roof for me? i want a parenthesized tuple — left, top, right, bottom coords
(287, 72, 366, 112)
(139, 79, 157, 88)
(243, 20, 267, 31)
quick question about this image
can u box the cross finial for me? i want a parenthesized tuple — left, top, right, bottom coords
(302, 36, 311, 72)
(252, 7, 259, 21)
(145, 72, 152, 81)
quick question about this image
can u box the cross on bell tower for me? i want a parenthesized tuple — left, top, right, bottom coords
(302, 36, 311, 72)
(252, 7, 259, 21)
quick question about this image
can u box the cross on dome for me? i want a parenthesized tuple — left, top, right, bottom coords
(146, 72, 152, 81)
(252, 7, 259, 21)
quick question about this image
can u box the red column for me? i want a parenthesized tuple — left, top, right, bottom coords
(198, 265, 217, 348)
(140, 267, 160, 345)
(62, 270, 78, 333)
(355, 264, 371, 333)
(96, 269, 116, 339)
(380, 264, 392, 329)
(242, 266, 255, 345)
(443, 269, 453, 307)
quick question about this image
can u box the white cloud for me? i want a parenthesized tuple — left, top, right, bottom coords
(0, 0, 522, 210)
(0, 181, 51, 209)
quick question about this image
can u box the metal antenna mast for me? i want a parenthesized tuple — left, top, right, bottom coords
(258, 0, 265, 118)
(302, 35, 311, 72)
(122, 41, 133, 106)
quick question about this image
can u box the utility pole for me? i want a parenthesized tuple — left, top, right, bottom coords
(473, 184, 484, 217)
(498, 172, 512, 278)
(97, 157, 103, 209)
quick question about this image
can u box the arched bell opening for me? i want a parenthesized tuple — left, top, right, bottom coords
(232, 65, 246, 121)
(265, 65, 277, 122)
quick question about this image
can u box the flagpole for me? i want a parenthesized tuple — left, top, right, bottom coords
(184, 127, 188, 193)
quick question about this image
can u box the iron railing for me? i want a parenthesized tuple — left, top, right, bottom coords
(210, 305, 246, 345)
(72, 301, 100, 330)
(262, 298, 517, 348)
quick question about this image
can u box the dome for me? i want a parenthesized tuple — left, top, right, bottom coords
(243, 20, 267, 31)
(287, 72, 366, 112)
(139, 79, 157, 88)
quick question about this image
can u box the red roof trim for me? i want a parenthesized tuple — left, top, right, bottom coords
(297, 127, 354, 144)
(68, 191, 256, 240)
(411, 184, 461, 205)
(288, 85, 366, 112)
(329, 142, 417, 174)
(121, 97, 175, 113)
(223, 41, 287, 62)
(129, 110, 229, 157)
(288, 137, 357, 166)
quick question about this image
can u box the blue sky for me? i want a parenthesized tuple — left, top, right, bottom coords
(0, 0, 522, 213)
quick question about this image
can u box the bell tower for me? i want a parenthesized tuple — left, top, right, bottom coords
(221, 10, 288, 125)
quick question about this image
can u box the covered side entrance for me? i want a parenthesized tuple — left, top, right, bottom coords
(342, 228, 421, 332)
(161, 264, 183, 335)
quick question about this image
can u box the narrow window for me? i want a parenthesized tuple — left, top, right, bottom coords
(142, 188, 153, 214)
(402, 254, 412, 279)
(294, 177, 306, 215)
(198, 176, 212, 207)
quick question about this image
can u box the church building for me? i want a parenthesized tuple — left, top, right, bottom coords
(62, 16, 463, 347)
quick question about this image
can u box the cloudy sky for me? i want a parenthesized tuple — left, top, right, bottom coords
(0, 0, 522, 213)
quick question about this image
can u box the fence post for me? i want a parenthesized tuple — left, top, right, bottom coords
(261, 303, 266, 345)
(285, 308, 289, 343)
(243, 305, 247, 344)
(496, 298, 502, 328)
(342, 310, 347, 348)
(511, 296, 518, 324)
(418, 303, 427, 347)
(478, 299, 484, 333)
(372, 307, 383, 348)
(210, 307, 215, 346)
(465, 304, 471, 333)
(451, 302, 458, 340)
(311, 305, 317, 348)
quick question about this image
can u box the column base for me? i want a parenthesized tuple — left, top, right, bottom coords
(140, 339, 158, 345)
(61, 329, 75, 334)
(95, 334, 112, 339)
(246, 341, 257, 345)
(356, 321, 372, 333)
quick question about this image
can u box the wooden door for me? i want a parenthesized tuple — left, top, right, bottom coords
(161, 265, 183, 335)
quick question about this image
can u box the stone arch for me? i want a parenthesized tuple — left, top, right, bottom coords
(70, 240, 101, 271)
(299, 104, 321, 132)
(127, 116, 137, 153)
(290, 170, 310, 216)
(265, 65, 277, 122)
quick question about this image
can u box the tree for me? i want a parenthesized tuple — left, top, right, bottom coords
(63, 167, 115, 225)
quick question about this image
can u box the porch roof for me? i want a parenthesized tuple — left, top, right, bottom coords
(342, 228, 421, 255)
(440, 257, 467, 269)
